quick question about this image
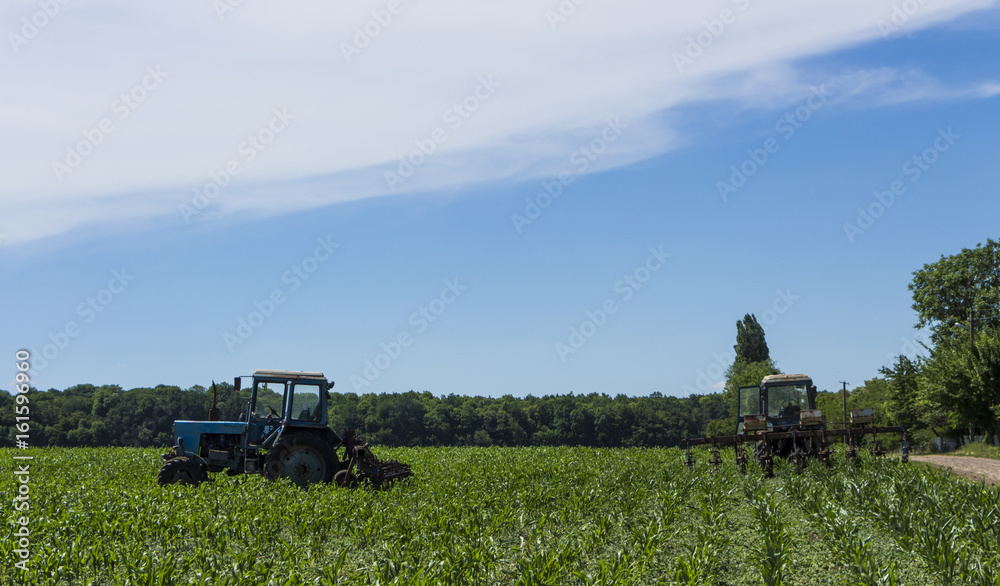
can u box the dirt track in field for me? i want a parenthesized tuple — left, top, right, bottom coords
(911, 455, 1000, 486)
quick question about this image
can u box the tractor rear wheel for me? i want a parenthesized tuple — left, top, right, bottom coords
(264, 433, 337, 487)
(158, 457, 205, 486)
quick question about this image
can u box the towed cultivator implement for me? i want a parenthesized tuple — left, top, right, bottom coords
(682, 374, 908, 474)
(335, 429, 413, 490)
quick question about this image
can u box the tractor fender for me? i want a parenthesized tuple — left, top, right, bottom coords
(284, 428, 342, 451)
(272, 427, 341, 449)
(314, 427, 343, 448)
(170, 451, 210, 470)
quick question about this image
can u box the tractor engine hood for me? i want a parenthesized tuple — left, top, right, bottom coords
(173, 420, 244, 456)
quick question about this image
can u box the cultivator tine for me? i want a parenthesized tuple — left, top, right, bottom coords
(872, 427, 887, 458)
(708, 438, 722, 471)
(789, 432, 806, 472)
(818, 429, 831, 466)
(684, 438, 695, 468)
(372, 459, 414, 486)
(759, 438, 774, 477)
(845, 425, 859, 461)
(734, 437, 747, 474)
(791, 447, 806, 472)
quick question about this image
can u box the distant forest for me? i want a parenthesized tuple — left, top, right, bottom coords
(0, 383, 730, 449)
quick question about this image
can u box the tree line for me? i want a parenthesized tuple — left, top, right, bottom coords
(0, 382, 728, 449)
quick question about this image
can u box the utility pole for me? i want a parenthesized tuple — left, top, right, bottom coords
(840, 381, 849, 431)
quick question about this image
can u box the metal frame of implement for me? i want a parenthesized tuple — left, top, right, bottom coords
(682, 422, 909, 471)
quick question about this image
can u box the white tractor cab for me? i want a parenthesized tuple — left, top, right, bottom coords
(737, 374, 824, 436)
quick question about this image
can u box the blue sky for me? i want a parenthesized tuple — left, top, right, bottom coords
(2, 0, 999, 397)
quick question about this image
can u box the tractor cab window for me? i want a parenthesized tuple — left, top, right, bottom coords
(738, 386, 761, 417)
(291, 383, 322, 422)
(767, 384, 807, 418)
(255, 382, 285, 418)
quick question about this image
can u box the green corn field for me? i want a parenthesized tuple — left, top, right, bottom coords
(2, 446, 999, 586)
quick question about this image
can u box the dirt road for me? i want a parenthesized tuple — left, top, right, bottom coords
(910, 455, 1000, 486)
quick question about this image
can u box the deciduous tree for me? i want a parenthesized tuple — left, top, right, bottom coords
(909, 239, 1000, 440)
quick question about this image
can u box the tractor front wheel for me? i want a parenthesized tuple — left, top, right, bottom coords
(264, 433, 337, 487)
(158, 457, 205, 486)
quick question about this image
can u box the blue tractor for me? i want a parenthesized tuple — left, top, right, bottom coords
(157, 369, 412, 488)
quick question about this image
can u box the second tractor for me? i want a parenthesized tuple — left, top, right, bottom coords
(683, 373, 908, 473)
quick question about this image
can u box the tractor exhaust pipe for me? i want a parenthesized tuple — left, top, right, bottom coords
(208, 381, 220, 421)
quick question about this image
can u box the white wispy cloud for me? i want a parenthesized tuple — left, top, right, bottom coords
(1, 0, 995, 245)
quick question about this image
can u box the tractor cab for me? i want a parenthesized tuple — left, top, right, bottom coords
(241, 369, 334, 448)
(736, 374, 822, 435)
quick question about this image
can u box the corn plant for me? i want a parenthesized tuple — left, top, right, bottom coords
(749, 491, 792, 586)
